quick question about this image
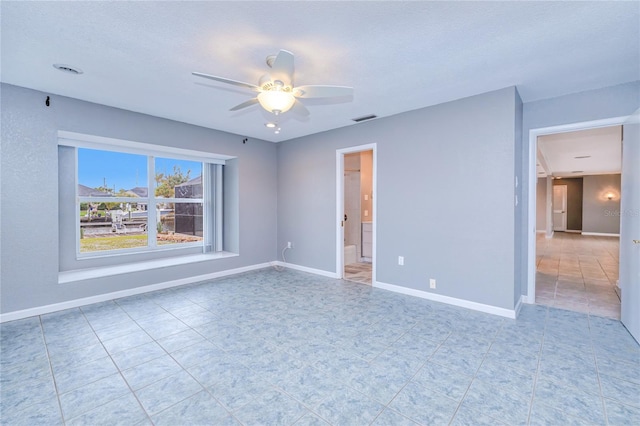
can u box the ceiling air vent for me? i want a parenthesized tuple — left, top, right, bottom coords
(352, 114, 377, 123)
(53, 64, 83, 74)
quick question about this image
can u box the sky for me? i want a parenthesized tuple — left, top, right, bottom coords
(78, 148, 202, 191)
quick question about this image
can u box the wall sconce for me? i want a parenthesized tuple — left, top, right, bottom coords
(606, 192, 614, 201)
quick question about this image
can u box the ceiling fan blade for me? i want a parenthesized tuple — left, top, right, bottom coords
(229, 98, 259, 111)
(270, 50, 295, 87)
(192, 72, 259, 91)
(290, 99, 310, 117)
(294, 85, 354, 98)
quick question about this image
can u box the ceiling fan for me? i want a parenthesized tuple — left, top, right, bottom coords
(192, 50, 353, 117)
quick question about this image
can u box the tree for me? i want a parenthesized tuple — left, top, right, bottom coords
(155, 166, 190, 198)
(95, 185, 114, 195)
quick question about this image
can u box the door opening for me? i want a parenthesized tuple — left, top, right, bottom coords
(527, 119, 627, 322)
(336, 144, 376, 286)
(552, 185, 567, 232)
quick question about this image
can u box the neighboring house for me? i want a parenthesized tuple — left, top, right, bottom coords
(77, 184, 113, 197)
(124, 186, 148, 210)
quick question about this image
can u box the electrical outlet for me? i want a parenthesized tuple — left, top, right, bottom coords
(287, 242, 293, 249)
(398, 256, 404, 266)
(430, 278, 436, 289)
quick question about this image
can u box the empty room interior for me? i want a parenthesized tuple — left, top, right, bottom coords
(1, 2, 639, 426)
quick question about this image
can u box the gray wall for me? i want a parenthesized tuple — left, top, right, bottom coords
(1, 83, 278, 314)
(513, 89, 525, 306)
(278, 87, 519, 310)
(582, 174, 622, 234)
(553, 178, 583, 231)
(520, 80, 640, 298)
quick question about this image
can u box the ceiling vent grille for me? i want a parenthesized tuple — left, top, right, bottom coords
(53, 64, 83, 74)
(352, 114, 377, 123)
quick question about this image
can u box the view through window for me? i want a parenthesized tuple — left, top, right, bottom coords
(78, 148, 205, 255)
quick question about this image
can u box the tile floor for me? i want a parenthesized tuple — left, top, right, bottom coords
(536, 232, 621, 319)
(1, 269, 639, 425)
(344, 262, 372, 285)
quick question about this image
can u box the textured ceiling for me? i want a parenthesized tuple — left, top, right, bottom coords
(537, 126, 622, 178)
(1, 1, 638, 142)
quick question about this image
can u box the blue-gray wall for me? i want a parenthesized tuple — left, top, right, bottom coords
(3, 80, 638, 316)
(520, 81, 640, 298)
(1, 83, 278, 313)
(514, 89, 524, 307)
(278, 87, 520, 310)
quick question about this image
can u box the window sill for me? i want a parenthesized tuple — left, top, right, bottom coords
(58, 252, 238, 284)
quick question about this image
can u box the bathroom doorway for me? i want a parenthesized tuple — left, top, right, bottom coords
(336, 145, 375, 285)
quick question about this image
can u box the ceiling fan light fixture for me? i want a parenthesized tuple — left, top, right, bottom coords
(257, 90, 296, 114)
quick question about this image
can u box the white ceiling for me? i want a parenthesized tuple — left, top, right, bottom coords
(1, 2, 638, 143)
(537, 126, 622, 178)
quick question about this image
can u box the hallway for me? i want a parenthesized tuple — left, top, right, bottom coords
(536, 232, 620, 319)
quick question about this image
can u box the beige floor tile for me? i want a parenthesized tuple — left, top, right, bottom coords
(535, 233, 620, 318)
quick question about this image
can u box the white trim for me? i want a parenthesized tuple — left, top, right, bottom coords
(335, 143, 377, 283)
(536, 230, 547, 234)
(374, 281, 517, 319)
(271, 261, 339, 279)
(59, 252, 238, 284)
(2, 262, 269, 323)
(526, 115, 628, 305)
(58, 130, 233, 164)
(581, 232, 620, 237)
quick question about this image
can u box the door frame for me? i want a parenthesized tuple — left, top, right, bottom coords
(526, 116, 628, 303)
(552, 184, 568, 231)
(336, 143, 377, 282)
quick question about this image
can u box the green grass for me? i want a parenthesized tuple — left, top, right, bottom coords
(80, 234, 184, 252)
(80, 235, 147, 252)
(80, 210, 108, 217)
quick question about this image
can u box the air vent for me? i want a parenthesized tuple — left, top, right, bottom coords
(53, 64, 83, 74)
(352, 114, 377, 123)
(571, 171, 583, 173)
(574, 155, 591, 159)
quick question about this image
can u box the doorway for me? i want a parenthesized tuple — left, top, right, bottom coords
(552, 185, 567, 231)
(527, 118, 627, 319)
(336, 144, 376, 285)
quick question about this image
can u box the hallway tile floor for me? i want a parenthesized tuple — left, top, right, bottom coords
(344, 262, 372, 285)
(1, 269, 638, 425)
(536, 232, 621, 319)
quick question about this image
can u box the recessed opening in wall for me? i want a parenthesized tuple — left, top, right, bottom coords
(337, 145, 376, 286)
(57, 131, 238, 274)
(532, 124, 624, 319)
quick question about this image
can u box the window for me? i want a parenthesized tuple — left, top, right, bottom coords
(65, 139, 226, 258)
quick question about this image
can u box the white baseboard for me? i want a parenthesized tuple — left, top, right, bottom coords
(536, 230, 546, 234)
(373, 280, 517, 319)
(581, 232, 620, 237)
(272, 261, 339, 279)
(0, 262, 271, 323)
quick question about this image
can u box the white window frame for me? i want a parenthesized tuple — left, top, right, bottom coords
(59, 131, 230, 259)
